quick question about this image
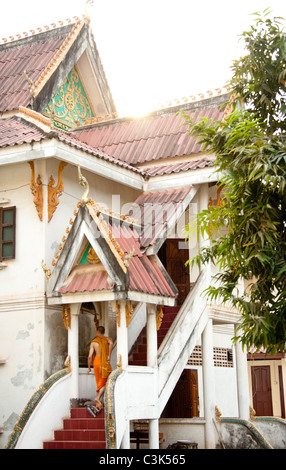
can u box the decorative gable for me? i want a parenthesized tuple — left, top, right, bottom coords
(43, 65, 95, 131)
(46, 200, 178, 306)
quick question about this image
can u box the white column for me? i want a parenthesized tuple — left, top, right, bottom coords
(147, 304, 158, 368)
(235, 338, 250, 419)
(68, 303, 81, 401)
(117, 300, 128, 369)
(149, 419, 159, 449)
(202, 318, 216, 449)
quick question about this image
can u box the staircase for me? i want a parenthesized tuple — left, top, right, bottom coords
(129, 306, 181, 366)
(43, 407, 106, 449)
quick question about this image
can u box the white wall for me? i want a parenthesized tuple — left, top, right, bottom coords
(0, 157, 141, 448)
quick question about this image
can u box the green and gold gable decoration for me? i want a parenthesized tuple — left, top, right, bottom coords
(44, 65, 95, 131)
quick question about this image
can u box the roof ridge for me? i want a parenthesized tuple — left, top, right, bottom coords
(71, 91, 230, 132)
(153, 86, 231, 111)
(0, 16, 82, 46)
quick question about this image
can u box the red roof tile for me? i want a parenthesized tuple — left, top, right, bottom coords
(72, 96, 227, 165)
(0, 21, 85, 113)
(127, 186, 193, 248)
(0, 117, 47, 147)
(143, 157, 214, 176)
(0, 35, 67, 112)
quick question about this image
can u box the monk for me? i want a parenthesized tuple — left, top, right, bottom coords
(87, 326, 113, 411)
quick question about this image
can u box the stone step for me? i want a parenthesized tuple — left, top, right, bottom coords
(43, 407, 106, 449)
(43, 440, 106, 449)
(54, 429, 105, 441)
(63, 417, 105, 430)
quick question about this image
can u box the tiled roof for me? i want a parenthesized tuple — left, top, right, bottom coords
(71, 96, 227, 166)
(127, 186, 193, 249)
(0, 21, 82, 113)
(59, 204, 177, 298)
(57, 131, 146, 176)
(0, 115, 147, 176)
(0, 116, 47, 147)
(143, 157, 214, 177)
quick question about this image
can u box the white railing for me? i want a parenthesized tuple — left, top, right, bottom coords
(113, 366, 158, 449)
(14, 372, 71, 449)
(111, 269, 211, 447)
(157, 268, 211, 414)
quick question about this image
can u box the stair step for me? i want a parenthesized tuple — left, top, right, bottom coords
(63, 418, 105, 430)
(54, 429, 105, 441)
(70, 407, 103, 418)
(43, 440, 106, 449)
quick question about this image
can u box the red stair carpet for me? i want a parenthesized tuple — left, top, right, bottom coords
(43, 407, 106, 449)
(129, 306, 180, 366)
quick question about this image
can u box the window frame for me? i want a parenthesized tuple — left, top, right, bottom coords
(0, 206, 16, 261)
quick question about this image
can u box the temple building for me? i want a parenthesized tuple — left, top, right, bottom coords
(0, 13, 285, 450)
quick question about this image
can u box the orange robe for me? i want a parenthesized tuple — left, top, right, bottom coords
(92, 336, 112, 391)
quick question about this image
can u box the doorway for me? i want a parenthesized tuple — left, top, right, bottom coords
(162, 369, 199, 418)
(251, 366, 273, 416)
(158, 238, 190, 305)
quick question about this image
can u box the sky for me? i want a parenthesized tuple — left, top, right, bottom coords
(1, 0, 286, 116)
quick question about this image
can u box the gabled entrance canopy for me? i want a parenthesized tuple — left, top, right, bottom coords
(46, 199, 178, 306)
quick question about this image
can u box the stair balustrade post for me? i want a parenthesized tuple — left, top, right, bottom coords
(235, 336, 250, 420)
(147, 304, 159, 449)
(68, 303, 81, 405)
(202, 318, 216, 449)
(147, 304, 158, 368)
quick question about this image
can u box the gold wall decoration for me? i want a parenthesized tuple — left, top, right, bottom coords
(113, 301, 120, 327)
(41, 260, 51, 280)
(62, 305, 71, 330)
(215, 405, 222, 422)
(156, 305, 164, 331)
(250, 406, 256, 421)
(125, 301, 133, 327)
(47, 161, 68, 222)
(28, 161, 43, 221)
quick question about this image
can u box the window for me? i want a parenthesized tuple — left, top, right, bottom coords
(0, 206, 16, 261)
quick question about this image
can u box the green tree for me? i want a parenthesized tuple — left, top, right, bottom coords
(183, 9, 286, 354)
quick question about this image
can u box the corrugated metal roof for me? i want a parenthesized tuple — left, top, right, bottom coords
(72, 100, 225, 165)
(59, 265, 112, 294)
(127, 186, 193, 248)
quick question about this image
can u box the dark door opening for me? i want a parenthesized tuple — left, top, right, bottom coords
(162, 369, 199, 418)
(158, 238, 190, 305)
